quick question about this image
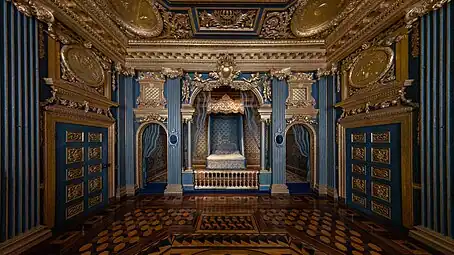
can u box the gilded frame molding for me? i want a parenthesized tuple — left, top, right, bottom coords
(135, 120, 169, 189)
(43, 106, 115, 228)
(337, 106, 414, 228)
(285, 122, 317, 187)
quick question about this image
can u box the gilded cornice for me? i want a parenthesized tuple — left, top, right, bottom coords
(405, 0, 452, 28)
(6, 0, 54, 25)
(326, 0, 420, 64)
(127, 39, 326, 72)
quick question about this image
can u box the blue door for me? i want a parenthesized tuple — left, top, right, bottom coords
(346, 124, 402, 225)
(55, 123, 109, 227)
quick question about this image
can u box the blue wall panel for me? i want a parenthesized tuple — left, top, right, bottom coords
(0, 0, 40, 242)
(271, 79, 287, 186)
(420, 2, 454, 237)
(166, 77, 182, 186)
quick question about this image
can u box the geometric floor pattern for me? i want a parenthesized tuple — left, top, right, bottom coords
(31, 195, 437, 255)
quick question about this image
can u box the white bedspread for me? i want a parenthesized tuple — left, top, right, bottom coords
(206, 153, 246, 169)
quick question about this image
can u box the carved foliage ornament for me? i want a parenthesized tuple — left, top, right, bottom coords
(6, 0, 54, 25)
(405, 0, 451, 28)
(61, 45, 106, 87)
(198, 9, 257, 30)
(207, 94, 245, 115)
(260, 4, 298, 39)
(286, 115, 318, 125)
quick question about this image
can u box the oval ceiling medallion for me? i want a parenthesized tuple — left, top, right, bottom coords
(349, 47, 394, 88)
(291, 0, 348, 37)
(110, 0, 163, 38)
(61, 45, 105, 87)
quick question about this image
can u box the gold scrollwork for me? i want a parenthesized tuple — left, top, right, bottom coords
(371, 132, 390, 143)
(352, 147, 365, 161)
(372, 167, 391, 181)
(352, 164, 365, 175)
(372, 148, 390, 164)
(66, 201, 84, 219)
(198, 9, 258, 31)
(66, 131, 83, 142)
(88, 147, 102, 160)
(351, 133, 365, 143)
(371, 201, 391, 219)
(66, 147, 84, 164)
(66, 167, 84, 181)
(88, 194, 103, 208)
(88, 132, 102, 142)
(88, 164, 102, 174)
(89, 176, 102, 193)
(66, 183, 84, 203)
(372, 182, 391, 202)
(352, 177, 366, 193)
(352, 193, 366, 208)
(207, 94, 244, 115)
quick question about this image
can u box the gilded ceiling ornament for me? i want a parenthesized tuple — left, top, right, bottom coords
(270, 67, 291, 80)
(291, 0, 356, 38)
(7, 0, 54, 26)
(108, 0, 163, 38)
(348, 47, 394, 88)
(259, 5, 298, 39)
(198, 9, 257, 30)
(61, 45, 105, 87)
(157, 4, 192, 39)
(207, 94, 245, 115)
(190, 55, 265, 91)
(161, 67, 184, 79)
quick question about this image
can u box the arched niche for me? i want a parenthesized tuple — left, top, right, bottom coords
(136, 120, 168, 189)
(285, 122, 317, 187)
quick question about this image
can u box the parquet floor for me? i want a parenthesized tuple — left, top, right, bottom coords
(33, 195, 437, 255)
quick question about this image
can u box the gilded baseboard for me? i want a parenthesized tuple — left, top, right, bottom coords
(0, 225, 52, 255)
(410, 226, 454, 254)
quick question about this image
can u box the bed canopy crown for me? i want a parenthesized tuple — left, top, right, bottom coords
(207, 94, 245, 115)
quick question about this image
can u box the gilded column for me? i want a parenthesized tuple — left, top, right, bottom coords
(270, 68, 291, 194)
(260, 120, 266, 171)
(163, 68, 184, 195)
(187, 120, 193, 170)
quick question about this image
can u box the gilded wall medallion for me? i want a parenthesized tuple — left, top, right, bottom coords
(372, 182, 390, 202)
(88, 132, 102, 142)
(88, 147, 102, 160)
(291, 0, 348, 37)
(66, 183, 84, 202)
(371, 132, 390, 143)
(351, 147, 365, 161)
(66, 167, 84, 180)
(371, 201, 391, 219)
(348, 47, 394, 88)
(61, 45, 105, 87)
(89, 176, 102, 193)
(352, 193, 366, 207)
(88, 194, 103, 208)
(352, 177, 365, 193)
(66, 131, 83, 142)
(351, 133, 365, 143)
(371, 148, 390, 164)
(88, 164, 102, 174)
(352, 164, 365, 175)
(371, 167, 390, 180)
(66, 201, 84, 219)
(109, 0, 163, 37)
(66, 147, 84, 164)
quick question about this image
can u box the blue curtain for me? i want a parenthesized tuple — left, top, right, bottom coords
(142, 124, 160, 186)
(292, 125, 311, 181)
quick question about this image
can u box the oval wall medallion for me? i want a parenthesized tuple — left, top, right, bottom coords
(169, 134, 178, 146)
(348, 47, 394, 88)
(61, 45, 105, 87)
(109, 0, 163, 38)
(291, 0, 348, 37)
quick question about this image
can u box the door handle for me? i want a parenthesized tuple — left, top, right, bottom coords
(102, 163, 111, 169)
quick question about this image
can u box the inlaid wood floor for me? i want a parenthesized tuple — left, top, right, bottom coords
(32, 195, 437, 255)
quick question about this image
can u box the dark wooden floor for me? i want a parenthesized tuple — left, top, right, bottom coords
(31, 195, 437, 255)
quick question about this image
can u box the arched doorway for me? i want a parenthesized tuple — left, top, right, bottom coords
(286, 124, 312, 193)
(140, 123, 167, 192)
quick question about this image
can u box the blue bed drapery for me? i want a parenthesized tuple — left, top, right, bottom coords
(142, 124, 160, 186)
(291, 125, 311, 180)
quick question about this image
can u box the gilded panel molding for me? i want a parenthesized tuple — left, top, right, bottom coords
(66, 167, 84, 180)
(88, 132, 102, 142)
(88, 147, 102, 160)
(372, 182, 391, 202)
(66, 183, 84, 202)
(371, 148, 390, 164)
(88, 194, 102, 208)
(352, 164, 365, 175)
(137, 72, 166, 108)
(371, 201, 391, 219)
(352, 193, 367, 207)
(371, 166, 391, 181)
(352, 177, 366, 193)
(66, 131, 84, 142)
(351, 147, 365, 161)
(198, 9, 258, 31)
(88, 176, 102, 193)
(66, 147, 84, 164)
(371, 132, 391, 143)
(351, 133, 365, 143)
(66, 201, 84, 219)
(88, 164, 102, 174)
